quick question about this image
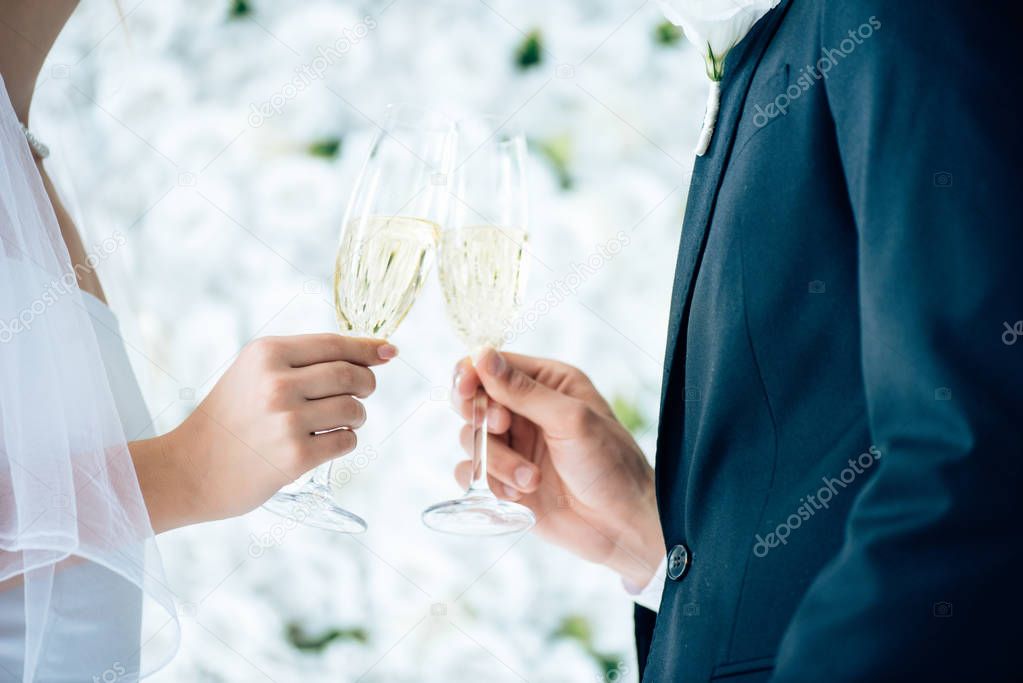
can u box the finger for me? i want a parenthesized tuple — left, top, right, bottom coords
(274, 334, 397, 368)
(296, 361, 376, 399)
(473, 350, 612, 418)
(451, 361, 509, 431)
(485, 403, 512, 433)
(453, 460, 525, 501)
(453, 358, 480, 400)
(458, 424, 540, 493)
(451, 394, 512, 434)
(483, 351, 561, 378)
(301, 395, 366, 432)
(307, 427, 357, 464)
(473, 347, 586, 438)
(454, 459, 471, 489)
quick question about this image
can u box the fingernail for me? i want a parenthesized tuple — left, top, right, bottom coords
(474, 348, 504, 375)
(377, 344, 398, 360)
(486, 405, 502, 424)
(454, 369, 474, 400)
(502, 483, 520, 499)
(452, 367, 463, 389)
(514, 466, 535, 489)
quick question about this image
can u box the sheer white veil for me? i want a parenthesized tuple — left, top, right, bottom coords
(0, 74, 178, 680)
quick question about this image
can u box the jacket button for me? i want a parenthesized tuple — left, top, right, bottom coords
(667, 543, 691, 581)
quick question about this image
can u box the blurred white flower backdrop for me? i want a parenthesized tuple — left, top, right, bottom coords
(32, 0, 707, 680)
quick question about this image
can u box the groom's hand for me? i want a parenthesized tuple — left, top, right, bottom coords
(452, 349, 664, 588)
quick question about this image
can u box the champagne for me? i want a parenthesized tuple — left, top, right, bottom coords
(438, 225, 528, 350)
(333, 216, 439, 338)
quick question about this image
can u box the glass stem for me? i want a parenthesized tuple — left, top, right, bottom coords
(311, 461, 332, 490)
(468, 387, 492, 495)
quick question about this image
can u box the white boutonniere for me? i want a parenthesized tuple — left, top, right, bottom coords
(658, 0, 781, 155)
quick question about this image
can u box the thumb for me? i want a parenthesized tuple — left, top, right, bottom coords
(473, 348, 583, 438)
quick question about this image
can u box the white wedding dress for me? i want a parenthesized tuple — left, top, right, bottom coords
(0, 293, 151, 681)
(1, 70, 177, 681)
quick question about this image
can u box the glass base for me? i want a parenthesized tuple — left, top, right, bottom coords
(421, 491, 535, 536)
(262, 483, 367, 534)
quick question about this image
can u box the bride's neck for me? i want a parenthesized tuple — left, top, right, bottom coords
(0, 1, 79, 122)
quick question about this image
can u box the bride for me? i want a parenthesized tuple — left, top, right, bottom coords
(0, 3, 393, 680)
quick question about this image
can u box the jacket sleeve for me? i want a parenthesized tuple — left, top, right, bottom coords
(772, 1, 1023, 680)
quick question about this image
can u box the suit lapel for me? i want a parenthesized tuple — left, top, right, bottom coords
(658, 0, 792, 415)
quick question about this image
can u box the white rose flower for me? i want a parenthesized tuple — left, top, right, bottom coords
(658, 0, 780, 78)
(658, 0, 781, 154)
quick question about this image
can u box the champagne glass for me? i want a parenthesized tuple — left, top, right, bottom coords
(422, 117, 536, 536)
(264, 104, 456, 533)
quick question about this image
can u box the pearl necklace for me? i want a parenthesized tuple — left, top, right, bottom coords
(19, 122, 50, 160)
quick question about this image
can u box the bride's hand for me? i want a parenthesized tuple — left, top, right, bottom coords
(133, 334, 396, 532)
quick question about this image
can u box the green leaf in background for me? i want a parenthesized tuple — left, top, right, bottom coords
(612, 394, 648, 435)
(552, 615, 625, 677)
(655, 20, 683, 46)
(286, 622, 368, 652)
(553, 614, 593, 646)
(515, 30, 544, 70)
(534, 134, 574, 190)
(228, 0, 252, 19)
(308, 137, 343, 159)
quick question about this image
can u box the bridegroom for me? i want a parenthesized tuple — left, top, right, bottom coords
(451, 0, 1023, 680)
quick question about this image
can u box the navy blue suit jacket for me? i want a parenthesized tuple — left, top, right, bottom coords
(637, 1, 1023, 681)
